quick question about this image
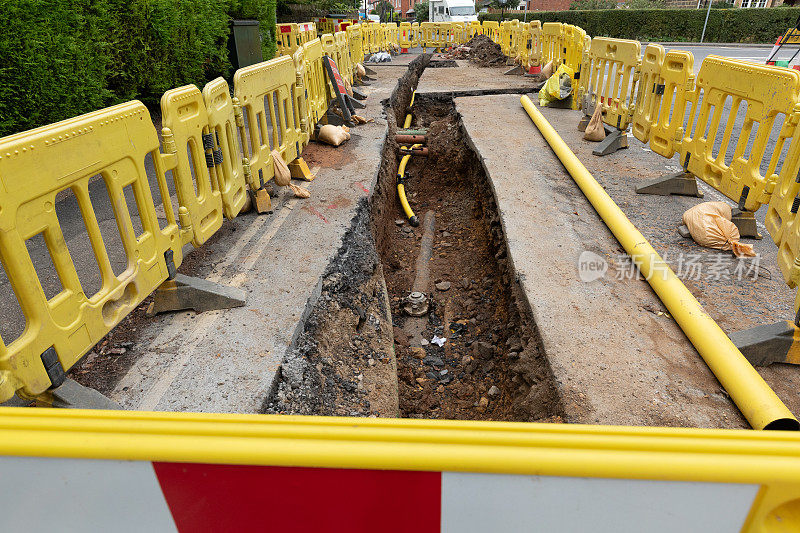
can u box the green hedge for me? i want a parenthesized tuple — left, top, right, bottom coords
(479, 7, 800, 43)
(0, 0, 277, 138)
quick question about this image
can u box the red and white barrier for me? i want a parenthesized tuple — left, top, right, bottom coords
(2, 457, 759, 532)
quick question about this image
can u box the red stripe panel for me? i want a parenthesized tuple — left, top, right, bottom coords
(154, 463, 441, 533)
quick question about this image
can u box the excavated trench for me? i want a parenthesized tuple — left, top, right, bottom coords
(267, 56, 563, 422)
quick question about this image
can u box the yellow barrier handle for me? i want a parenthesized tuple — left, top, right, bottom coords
(520, 95, 798, 432)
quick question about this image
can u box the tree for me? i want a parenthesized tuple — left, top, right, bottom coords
(415, 0, 429, 22)
(490, 0, 517, 21)
(568, 0, 616, 9)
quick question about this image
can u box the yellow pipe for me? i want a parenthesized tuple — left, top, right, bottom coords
(398, 89, 418, 225)
(397, 143, 421, 226)
(520, 95, 798, 431)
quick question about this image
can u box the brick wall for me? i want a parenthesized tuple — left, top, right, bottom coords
(527, 0, 572, 10)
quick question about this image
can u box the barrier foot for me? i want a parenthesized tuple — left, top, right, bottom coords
(251, 187, 272, 214)
(35, 378, 123, 410)
(577, 114, 590, 132)
(732, 209, 763, 239)
(352, 87, 368, 100)
(636, 171, 704, 198)
(363, 65, 378, 76)
(346, 94, 366, 109)
(730, 320, 800, 366)
(355, 79, 372, 87)
(592, 127, 628, 156)
(289, 157, 316, 182)
(504, 65, 524, 75)
(147, 274, 247, 316)
(324, 112, 348, 126)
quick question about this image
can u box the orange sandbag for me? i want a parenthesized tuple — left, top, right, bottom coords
(583, 103, 605, 142)
(541, 60, 553, 78)
(682, 202, 755, 258)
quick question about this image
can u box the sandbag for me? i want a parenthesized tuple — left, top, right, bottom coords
(356, 63, 366, 79)
(318, 124, 351, 146)
(271, 150, 291, 186)
(682, 201, 755, 258)
(289, 183, 310, 198)
(583, 103, 605, 142)
(541, 60, 553, 78)
(539, 63, 574, 107)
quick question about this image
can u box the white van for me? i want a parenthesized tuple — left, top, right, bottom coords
(428, 0, 478, 23)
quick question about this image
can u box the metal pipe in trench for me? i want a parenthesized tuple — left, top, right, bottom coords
(520, 95, 799, 431)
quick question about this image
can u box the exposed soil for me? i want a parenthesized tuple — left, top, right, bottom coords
(264, 55, 432, 417)
(464, 35, 506, 68)
(264, 199, 399, 417)
(267, 55, 562, 423)
(372, 94, 562, 421)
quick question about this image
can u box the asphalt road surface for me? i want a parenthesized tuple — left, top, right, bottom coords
(658, 44, 777, 73)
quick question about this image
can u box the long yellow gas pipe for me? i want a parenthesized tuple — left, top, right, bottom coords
(520, 95, 798, 431)
(398, 91, 419, 225)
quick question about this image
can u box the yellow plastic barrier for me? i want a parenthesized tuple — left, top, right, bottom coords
(399, 21, 412, 49)
(202, 78, 249, 220)
(581, 37, 641, 131)
(483, 20, 500, 44)
(386, 22, 398, 50)
(528, 20, 542, 68)
(436, 22, 451, 49)
(0, 102, 186, 401)
(335, 31, 353, 83)
(629, 46, 695, 161)
(631, 44, 667, 146)
(369, 22, 382, 53)
(469, 20, 482, 38)
(160, 86, 226, 246)
(346, 23, 364, 65)
(298, 22, 316, 45)
(766, 129, 800, 305)
(277, 23, 300, 56)
(378, 23, 387, 52)
(541, 22, 563, 68)
(411, 22, 420, 47)
(680, 56, 800, 212)
(500, 20, 513, 57)
(321, 33, 339, 101)
(563, 24, 585, 75)
(517, 22, 530, 68)
(233, 56, 303, 192)
(302, 39, 328, 128)
(317, 18, 334, 36)
(420, 21, 436, 51)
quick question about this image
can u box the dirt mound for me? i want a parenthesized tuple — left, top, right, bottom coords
(465, 35, 506, 67)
